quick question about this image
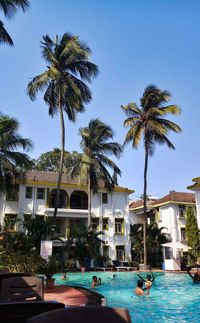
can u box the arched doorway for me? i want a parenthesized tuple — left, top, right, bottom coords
(70, 191, 88, 209)
(49, 189, 68, 208)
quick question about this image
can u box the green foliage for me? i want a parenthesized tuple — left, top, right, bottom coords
(38, 256, 58, 279)
(71, 119, 122, 192)
(185, 207, 200, 259)
(27, 32, 98, 221)
(23, 216, 52, 253)
(66, 223, 104, 264)
(0, 231, 43, 274)
(0, 0, 29, 45)
(27, 32, 98, 120)
(122, 84, 181, 265)
(0, 114, 33, 195)
(130, 222, 170, 266)
(32, 148, 82, 174)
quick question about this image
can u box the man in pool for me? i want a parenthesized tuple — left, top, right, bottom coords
(187, 268, 200, 284)
(137, 270, 155, 283)
(91, 275, 102, 289)
(134, 280, 150, 296)
(61, 272, 69, 280)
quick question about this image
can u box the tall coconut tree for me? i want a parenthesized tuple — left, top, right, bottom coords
(27, 33, 98, 224)
(70, 119, 122, 226)
(0, 114, 33, 194)
(0, 0, 29, 45)
(122, 85, 181, 265)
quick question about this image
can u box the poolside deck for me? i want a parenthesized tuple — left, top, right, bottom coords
(44, 285, 87, 307)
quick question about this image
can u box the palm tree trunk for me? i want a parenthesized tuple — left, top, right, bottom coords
(52, 93, 65, 233)
(87, 169, 91, 228)
(143, 139, 148, 265)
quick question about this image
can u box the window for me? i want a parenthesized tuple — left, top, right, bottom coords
(116, 245, 125, 261)
(23, 214, 32, 227)
(37, 188, 45, 199)
(115, 218, 124, 234)
(102, 218, 109, 230)
(103, 246, 109, 258)
(91, 218, 99, 230)
(25, 187, 32, 199)
(181, 228, 186, 241)
(6, 185, 19, 201)
(179, 205, 185, 218)
(4, 214, 17, 231)
(102, 193, 108, 204)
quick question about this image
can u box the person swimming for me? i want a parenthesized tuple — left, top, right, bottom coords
(137, 271, 155, 283)
(134, 279, 151, 296)
(187, 268, 200, 284)
(91, 275, 102, 289)
(61, 272, 69, 280)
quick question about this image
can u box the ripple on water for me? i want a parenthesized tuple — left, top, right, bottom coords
(54, 272, 200, 322)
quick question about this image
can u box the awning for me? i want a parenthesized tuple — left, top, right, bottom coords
(161, 241, 192, 250)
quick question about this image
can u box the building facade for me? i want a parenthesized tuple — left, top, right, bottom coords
(129, 191, 196, 244)
(0, 170, 134, 262)
(187, 176, 200, 228)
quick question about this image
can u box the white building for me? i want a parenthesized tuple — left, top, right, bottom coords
(187, 176, 200, 228)
(0, 170, 134, 262)
(129, 191, 196, 244)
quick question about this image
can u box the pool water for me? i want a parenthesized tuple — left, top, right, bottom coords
(54, 272, 200, 322)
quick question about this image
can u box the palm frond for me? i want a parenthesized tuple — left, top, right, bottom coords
(0, 20, 13, 45)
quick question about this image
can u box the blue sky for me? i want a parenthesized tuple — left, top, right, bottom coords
(1, 0, 200, 200)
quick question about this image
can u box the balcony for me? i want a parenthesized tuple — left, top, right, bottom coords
(45, 207, 88, 218)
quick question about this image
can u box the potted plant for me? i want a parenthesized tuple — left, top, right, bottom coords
(39, 256, 58, 289)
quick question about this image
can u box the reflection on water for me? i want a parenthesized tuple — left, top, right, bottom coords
(54, 272, 200, 322)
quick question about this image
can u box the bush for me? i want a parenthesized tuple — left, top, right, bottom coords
(0, 252, 43, 274)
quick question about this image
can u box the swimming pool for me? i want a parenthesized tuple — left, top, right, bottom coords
(54, 272, 200, 322)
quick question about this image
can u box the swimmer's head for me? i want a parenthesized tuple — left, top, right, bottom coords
(92, 276, 97, 282)
(147, 275, 151, 280)
(137, 280, 143, 288)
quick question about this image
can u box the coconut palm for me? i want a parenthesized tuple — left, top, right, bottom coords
(0, 0, 29, 45)
(27, 33, 98, 223)
(122, 85, 181, 265)
(0, 114, 33, 194)
(70, 119, 122, 226)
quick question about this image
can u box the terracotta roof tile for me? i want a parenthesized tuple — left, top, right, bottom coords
(21, 170, 129, 190)
(152, 191, 195, 205)
(130, 198, 157, 209)
(130, 191, 195, 209)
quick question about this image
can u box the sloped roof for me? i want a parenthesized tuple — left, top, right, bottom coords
(21, 170, 132, 191)
(152, 191, 195, 205)
(130, 191, 195, 209)
(129, 198, 156, 209)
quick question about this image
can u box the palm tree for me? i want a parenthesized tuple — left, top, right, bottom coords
(71, 119, 122, 226)
(27, 33, 98, 225)
(0, 114, 33, 194)
(0, 0, 29, 45)
(66, 222, 104, 265)
(122, 85, 181, 265)
(130, 222, 171, 265)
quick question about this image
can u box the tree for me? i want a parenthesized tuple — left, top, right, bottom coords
(32, 148, 82, 174)
(0, 0, 29, 46)
(70, 119, 122, 226)
(122, 85, 181, 265)
(23, 216, 52, 253)
(185, 207, 200, 260)
(27, 33, 98, 226)
(66, 223, 104, 265)
(0, 114, 33, 195)
(130, 222, 170, 266)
